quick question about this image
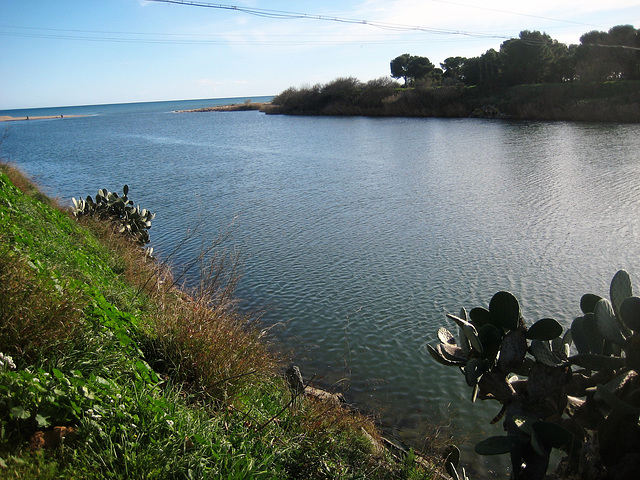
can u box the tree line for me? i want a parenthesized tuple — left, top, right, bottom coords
(391, 25, 640, 88)
(268, 24, 640, 122)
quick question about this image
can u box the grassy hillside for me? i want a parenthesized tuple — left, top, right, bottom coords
(0, 164, 434, 479)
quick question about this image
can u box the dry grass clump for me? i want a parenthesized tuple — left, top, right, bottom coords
(78, 215, 279, 401)
(74, 215, 162, 292)
(0, 242, 86, 363)
(141, 251, 278, 400)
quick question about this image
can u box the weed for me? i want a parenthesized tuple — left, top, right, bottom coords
(0, 244, 85, 364)
(140, 270, 277, 401)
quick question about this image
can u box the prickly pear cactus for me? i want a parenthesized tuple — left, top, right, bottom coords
(72, 185, 155, 245)
(428, 270, 640, 480)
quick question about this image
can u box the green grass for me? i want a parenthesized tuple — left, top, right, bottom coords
(0, 165, 435, 479)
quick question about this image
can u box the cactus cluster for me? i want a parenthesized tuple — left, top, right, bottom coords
(71, 185, 155, 245)
(428, 270, 640, 480)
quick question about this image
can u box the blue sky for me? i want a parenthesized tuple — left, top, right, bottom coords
(1, 0, 638, 109)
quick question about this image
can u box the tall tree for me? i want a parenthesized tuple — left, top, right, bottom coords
(407, 56, 435, 83)
(461, 49, 499, 86)
(609, 25, 640, 80)
(550, 44, 578, 82)
(576, 30, 614, 81)
(500, 31, 556, 86)
(441, 57, 466, 81)
(576, 25, 640, 81)
(390, 54, 412, 85)
(390, 54, 435, 85)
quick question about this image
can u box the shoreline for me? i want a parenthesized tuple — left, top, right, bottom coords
(0, 114, 88, 122)
(176, 102, 268, 113)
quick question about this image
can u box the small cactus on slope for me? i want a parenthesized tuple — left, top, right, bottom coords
(72, 185, 155, 245)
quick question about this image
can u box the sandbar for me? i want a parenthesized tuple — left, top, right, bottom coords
(176, 102, 268, 113)
(0, 115, 87, 122)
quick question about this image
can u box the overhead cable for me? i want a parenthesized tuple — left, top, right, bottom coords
(0, 26, 476, 46)
(145, 0, 511, 39)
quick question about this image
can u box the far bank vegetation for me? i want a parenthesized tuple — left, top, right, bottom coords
(265, 25, 640, 122)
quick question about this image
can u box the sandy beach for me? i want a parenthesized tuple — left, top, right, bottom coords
(0, 115, 87, 122)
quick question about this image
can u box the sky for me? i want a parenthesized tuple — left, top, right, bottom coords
(1, 0, 639, 109)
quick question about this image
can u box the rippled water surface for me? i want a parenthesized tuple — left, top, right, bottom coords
(2, 101, 640, 476)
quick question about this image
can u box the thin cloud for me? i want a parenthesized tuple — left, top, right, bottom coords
(196, 78, 224, 85)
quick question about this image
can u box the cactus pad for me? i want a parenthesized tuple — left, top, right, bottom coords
(526, 318, 563, 341)
(469, 307, 492, 329)
(475, 435, 512, 455)
(569, 353, 626, 371)
(447, 314, 483, 353)
(595, 298, 627, 345)
(427, 344, 464, 366)
(620, 296, 640, 332)
(489, 291, 521, 331)
(498, 329, 528, 372)
(530, 340, 564, 367)
(610, 270, 632, 316)
(580, 293, 603, 314)
(438, 327, 457, 345)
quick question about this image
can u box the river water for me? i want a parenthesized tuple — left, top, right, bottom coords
(2, 99, 639, 476)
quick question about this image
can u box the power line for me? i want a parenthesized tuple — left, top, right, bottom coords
(0, 32, 449, 46)
(0, 26, 482, 46)
(427, 0, 607, 28)
(4, 24, 637, 51)
(145, 0, 640, 51)
(3, 3, 636, 51)
(145, 0, 512, 40)
(0, 24, 434, 39)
